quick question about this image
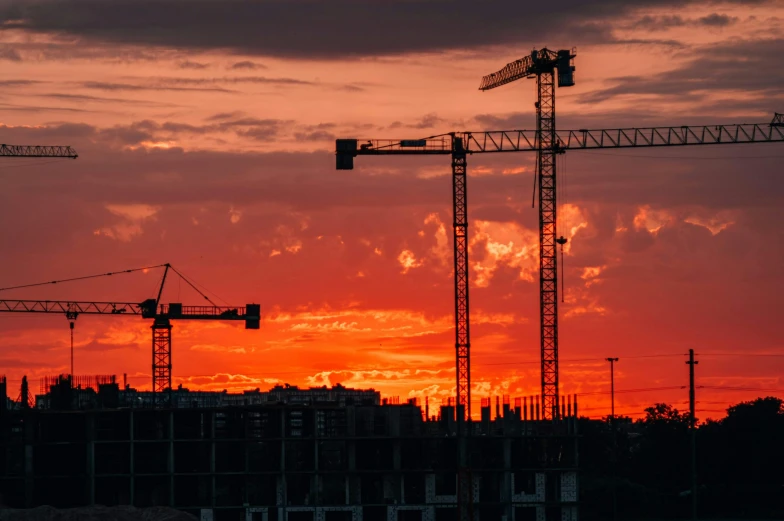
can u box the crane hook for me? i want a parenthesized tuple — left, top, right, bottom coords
(66, 308, 78, 378)
(556, 236, 568, 303)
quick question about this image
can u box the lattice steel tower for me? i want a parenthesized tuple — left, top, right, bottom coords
(480, 48, 576, 419)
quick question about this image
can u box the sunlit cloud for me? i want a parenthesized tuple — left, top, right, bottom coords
(581, 266, 605, 288)
(397, 249, 422, 273)
(229, 206, 242, 224)
(633, 205, 672, 234)
(470, 220, 539, 286)
(191, 344, 248, 354)
(424, 212, 450, 267)
(93, 204, 161, 242)
(685, 210, 737, 235)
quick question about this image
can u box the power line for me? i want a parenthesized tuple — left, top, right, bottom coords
(698, 352, 784, 358)
(700, 385, 784, 394)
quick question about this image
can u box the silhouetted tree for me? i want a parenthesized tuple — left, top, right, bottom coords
(698, 397, 784, 518)
(579, 397, 784, 520)
(641, 402, 690, 425)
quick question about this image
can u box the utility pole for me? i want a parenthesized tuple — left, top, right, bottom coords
(607, 357, 619, 521)
(686, 349, 698, 521)
(607, 357, 618, 419)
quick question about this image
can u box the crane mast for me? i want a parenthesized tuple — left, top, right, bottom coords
(451, 136, 472, 521)
(481, 48, 576, 420)
(452, 135, 471, 423)
(153, 264, 172, 394)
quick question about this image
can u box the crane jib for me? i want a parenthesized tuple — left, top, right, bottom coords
(0, 299, 261, 330)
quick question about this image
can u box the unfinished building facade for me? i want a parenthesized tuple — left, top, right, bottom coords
(0, 385, 578, 521)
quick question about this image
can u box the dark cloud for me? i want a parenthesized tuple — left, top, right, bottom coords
(294, 130, 336, 142)
(105, 117, 291, 143)
(37, 92, 177, 107)
(0, 79, 46, 86)
(138, 75, 314, 87)
(294, 123, 338, 141)
(0, 0, 769, 59)
(80, 80, 237, 93)
(230, 60, 266, 70)
(0, 102, 93, 113)
(698, 13, 739, 26)
(576, 38, 784, 104)
(630, 13, 739, 30)
(0, 40, 170, 62)
(303, 123, 337, 131)
(0, 47, 22, 61)
(205, 111, 244, 121)
(409, 113, 444, 130)
(473, 112, 534, 129)
(631, 14, 688, 30)
(335, 84, 365, 93)
(178, 60, 209, 69)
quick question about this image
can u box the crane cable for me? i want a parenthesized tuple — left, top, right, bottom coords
(168, 265, 220, 307)
(558, 152, 569, 303)
(0, 263, 227, 307)
(0, 264, 169, 293)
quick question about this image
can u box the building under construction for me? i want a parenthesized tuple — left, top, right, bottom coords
(0, 377, 579, 521)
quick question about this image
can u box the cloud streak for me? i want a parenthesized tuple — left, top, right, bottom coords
(0, 0, 772, 59)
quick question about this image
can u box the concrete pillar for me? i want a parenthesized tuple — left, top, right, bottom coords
(129, 410, 135, 506)
(169, 410, 175, 506)
(314, 423, 319, 510)
(279, 407, 287, 521)
(86, 412, 95, 505)
(502, 437, 512, 520)
(210, 411, 217, 508)
(24, 412, 33, 508)
(389, 407, 400, 437)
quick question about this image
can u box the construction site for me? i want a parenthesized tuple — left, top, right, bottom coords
(0, 378, 579, 521)
(0, 45, 782, 521)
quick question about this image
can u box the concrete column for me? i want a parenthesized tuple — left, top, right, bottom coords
(169, 410, 175, 506)
(86, 412, 95, 505)
(393, 441, 402, 505)
(503, 437, 512, 520)
(24, 419, 33, 508)
(129, 410, 135, 506)
(314, 414, 319, 510)
(210, 411, 217, 508)
(279, 408, 287, 520)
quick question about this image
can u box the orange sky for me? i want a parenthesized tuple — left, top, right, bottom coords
(0, 0, 782, 420)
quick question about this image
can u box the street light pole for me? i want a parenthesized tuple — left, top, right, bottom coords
(607, 357, 619, 521)
(686, 349, 699, 521)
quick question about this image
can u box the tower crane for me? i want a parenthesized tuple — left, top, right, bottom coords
(337, 116, 783, 518)
(0, 264, 260, 404)
(337, 117, 784, 417)
(480, 48, 575, 421)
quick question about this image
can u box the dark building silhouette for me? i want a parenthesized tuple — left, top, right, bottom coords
(0, 376, 579, 520)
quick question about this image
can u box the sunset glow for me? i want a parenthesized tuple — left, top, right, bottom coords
(0, 0, 782, 422)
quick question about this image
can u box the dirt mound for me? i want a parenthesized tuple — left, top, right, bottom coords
(0, 506, 197, 521)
